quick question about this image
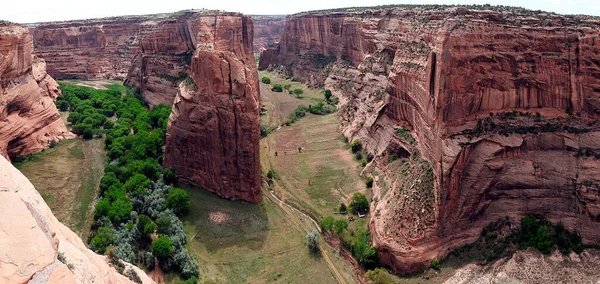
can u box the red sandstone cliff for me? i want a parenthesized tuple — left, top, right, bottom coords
(251, 15, 286, 54)
(260, 6, 600, 274)
(0, 23, 72, 160)
(163, 14, 261, 203)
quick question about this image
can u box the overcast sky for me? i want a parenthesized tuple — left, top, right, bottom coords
(2, 0, 599, 23)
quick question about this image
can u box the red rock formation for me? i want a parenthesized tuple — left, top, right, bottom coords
(260, 6, 600, 274)
(163, 14, 261, 203)
(0, 23, 72, 160)
(251, 15, 286, 54)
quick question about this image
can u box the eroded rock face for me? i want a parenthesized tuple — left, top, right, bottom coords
(163, 15, 261, 203)
(0, 24, 72, 160)
(251, 15, 286, 54)
(260, 6, 600, 274)
(0, 155, 153, 283)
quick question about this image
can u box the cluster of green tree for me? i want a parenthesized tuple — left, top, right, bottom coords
(57, 83, 124, 139)
(452, 215, 585, 263)
(60, 84, 197, 281)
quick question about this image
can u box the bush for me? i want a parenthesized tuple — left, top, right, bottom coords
(365, 268, 395, 284)
(283, 84, 292, 90)
(339, 203, 347, 214)
(156, 216, 172, 235)
(90, 226, 114, 254)
(431, 258, 440, 270)
(144, 252, 155, 270)
(349, 193, 369, 214)
(103, 120, 115, 129)
(324, 89, 332, 102)
(266, 169, 277, 179)
(163, 168, 177, 185)
(307, 230, 320, 252)
(261, 77, 271, 84)
(350, 139, 362, 153)
(83, 128, 94, 140)
(365, 177, 374, 188)
(152, 236, 175, 258)
(166, 188, 190, 216)
(308, 102, 336, 115)
(272, 84, 283, 92)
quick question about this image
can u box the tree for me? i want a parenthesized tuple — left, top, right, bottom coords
(83, 128, 94, 140)
(535, 225, 554, 254)
(365, 176, 374, 188)
(365, 268, 395, 284)
(261, 77, 271, 84)
(320, 216, 334, 231)
(166, 188, 190, 216)
(123, 174, 150, 196)
(90, 226, 114, 254)
(324, 89, 332, 102)
(272, 84, 283, 92)
(156, 216, 172, 235)
(283, 84, 292, 90)
(307, 230, 320, 252)
(293, 88, 304, 97)
(163, 168, 177, 185)
(430, 258, 440, 270)
(152, 236, 175, 258)
(349, 192, 369, 214)
(339, 203, 347, 214)
(333, 219, 348, 235)
(350, 139, 362, 153)
(103, 120, 115, 129)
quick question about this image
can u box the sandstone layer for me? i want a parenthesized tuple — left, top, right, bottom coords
(260, 6, 600, 274)
(163, 14, 261, 203)
(251, 15, 286, 54)
(0, 23, 72, 160)
(0, 155, 153, 283)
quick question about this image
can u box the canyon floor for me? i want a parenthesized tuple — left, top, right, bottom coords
(15, 136, 105, 241)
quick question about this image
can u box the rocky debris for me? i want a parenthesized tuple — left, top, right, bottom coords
(164, 14, 261, 203)
(0, 24, 73, 160)
(250, 15, 286, 54)
(259, 6, 600, 274)
(0, 155, 153, 283)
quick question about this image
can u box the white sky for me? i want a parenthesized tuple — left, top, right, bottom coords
(1, 0, 599, 23)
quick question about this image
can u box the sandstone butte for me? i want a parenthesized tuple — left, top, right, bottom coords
(0, 23, 73, 161)
(259, 6, 600, 274)
(32, 11, 262, 203)
(0, 155, 154, 283)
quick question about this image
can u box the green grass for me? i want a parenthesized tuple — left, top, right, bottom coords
(15, 137, 106, 240)
(178, 185, 356, 283)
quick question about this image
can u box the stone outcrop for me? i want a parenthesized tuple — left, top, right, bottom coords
(0, 155, 153, 283)
(164, 14, 261, 203)
(251, 15, 286, 54)
(259, 6, 600, 274)
(0, 23, 72, 160)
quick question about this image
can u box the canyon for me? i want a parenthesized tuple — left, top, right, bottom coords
(0, 23, 72, 161)
(259, 5, 600, 274)
(32, 11, 262, 203)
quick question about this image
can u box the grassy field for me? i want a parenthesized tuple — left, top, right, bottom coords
(15, 138, 106, 240)
(176, 186, 358, 284)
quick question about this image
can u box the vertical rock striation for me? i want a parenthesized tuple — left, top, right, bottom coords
(260, 6, 600, 274)
(0, 23, 72, 160)
(163, 14, 261, 203)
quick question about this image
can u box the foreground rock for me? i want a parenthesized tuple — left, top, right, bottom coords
(0, 155, 153, 283)
(0, 23, 72, 160)
(444, 248, 600, 284)
(260, 6, 600, 274)
(164, 14, 261, 203)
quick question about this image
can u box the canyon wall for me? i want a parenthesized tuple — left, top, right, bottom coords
(0, 155, 153, 283)
(260, 6, 600, 274)
(164, 14, 261, 203)
(0, 23, 72, 160)
(251, 15, 286, 54)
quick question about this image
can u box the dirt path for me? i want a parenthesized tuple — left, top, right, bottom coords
(267, 189, 347, 284)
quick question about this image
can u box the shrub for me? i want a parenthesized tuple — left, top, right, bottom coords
(156, 216, 172, 235)
(349, 193, 369, 214)
(83, 128, 94, 140)
(272, 84, 283, 92)
(365, 268, 395, 284)
(261, 77, 271, 84)
(324, 89, 332, 102)
(339, 203, 347, 214)
(144, 252, 155, 270)
(430, 258, 440, 270)
(152, 236, 175, 258)
(266, 169, 277, 179)
(163, 168, 177, 185)
(307, 230, 320, 252)
(103, 120, 115, 129)
(166, 188, 190, 216)
(283, 84, 292, 90)
(365, 177, 374, 188)
(123, 174, 150, 196)
(350, 139, 362, 153)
